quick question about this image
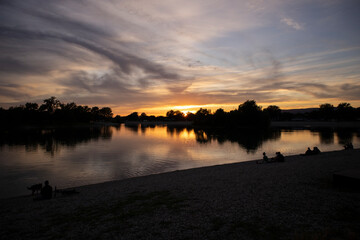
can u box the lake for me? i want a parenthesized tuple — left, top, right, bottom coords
(0, 124, 359, 199)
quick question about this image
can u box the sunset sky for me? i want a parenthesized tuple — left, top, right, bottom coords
(0, 0, 360, 115)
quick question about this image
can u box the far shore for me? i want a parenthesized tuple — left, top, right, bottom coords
(1, 149, 359, 239)
(270, 121, 360, 128)
(125, 120, 193, 126)
(126, 120, 360, 128)
(1, 120, 360, 130)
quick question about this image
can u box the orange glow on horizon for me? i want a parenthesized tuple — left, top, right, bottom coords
(181, 110, 196, 116)
(112, 100, 360, 116)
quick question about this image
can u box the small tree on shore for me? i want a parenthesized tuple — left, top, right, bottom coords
(264, 105, 281, 121)
(39, 96, 61, 113)
(319, 103, 335, 120)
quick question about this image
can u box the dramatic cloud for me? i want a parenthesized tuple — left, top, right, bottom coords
(0, 0, 360, 114)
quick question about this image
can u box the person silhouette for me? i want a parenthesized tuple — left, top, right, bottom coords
(257, 152, 269, 164)
(305, 147, 312, 155)
(41, 180, 53, 200)
(312, 147, 321, 154)
(263, 152, 269, 163)
(274, 152, 285, 162)
(344, 143, 353, 150)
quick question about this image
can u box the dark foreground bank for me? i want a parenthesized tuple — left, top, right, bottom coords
(1, 149, 359, 240)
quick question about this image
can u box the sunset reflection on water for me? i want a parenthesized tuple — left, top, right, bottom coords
(0, 124, 359, 198)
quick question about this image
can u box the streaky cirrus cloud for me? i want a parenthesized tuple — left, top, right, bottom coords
(281, 17, 304, 30)
(0, 0, 360, 115)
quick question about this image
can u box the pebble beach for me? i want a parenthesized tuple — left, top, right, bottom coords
(1, 149, 359, 240)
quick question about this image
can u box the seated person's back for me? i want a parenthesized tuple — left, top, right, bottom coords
(313, 147, 321, 154)
(275, 152, 285, 162)
(305, 147, 312, 155)
(263, 152, 269, 162)
(41, 181, 53, 199)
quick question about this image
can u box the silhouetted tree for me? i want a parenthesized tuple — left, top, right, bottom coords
(238, 100, 262, 113)
(319, 103, 335, 120)
(194, 108, 212, 124)
(185, 112, 195, 121)
(336, 102, 355, 121)
(174, 111, 185, 121)
(25, 102, 39, 111)
(166, 110, 185, 121)
(213, 108, 227, 125)
(166, 110, 175, 118)
(114, 115, 122, 123)
(99, 107, 113, 119)
(140, 112, 148, 121)
(126, 112, 139, 121)
(236, 100, 269, 126)
(91, 106, 99, 113)
(39, 96, 61, 113)
(148, 115, 156, 121)
(264, 105, 281, 121)
(62, 102, 77, 111)
(214, 108, 225, 115)
(196, 108, 211, 117)
(0, 97, 118, 125)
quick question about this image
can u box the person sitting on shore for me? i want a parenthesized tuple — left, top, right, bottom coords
(263, 152, 269, 163)
(274, 152, 285, 162)
(257, 152, 269, 164)
(305, 147, 313, 155)
(344, 142, 353, 150)
(41, 180, 53, 200)
(312, 147, 321, 155)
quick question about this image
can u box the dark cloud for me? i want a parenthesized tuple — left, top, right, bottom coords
(60, 71, 132, 94)
(0, 0, 184, 102)
(0, 1, 108, 36)
(0, 26, 181, 81)
(294, 82, 333, 98)
(0, 57, 51, 74)
(0, 83, 31, 99)
(339, 83, 360, 100)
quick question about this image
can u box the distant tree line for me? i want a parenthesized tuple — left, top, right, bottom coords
(191, 100, 270, 127)
(123, 100, 270, 127)
(0, 96, 114, 125)
(1, 98, 359, 126)
(128, 100, 359, 125)
(279, 102, 360, 121)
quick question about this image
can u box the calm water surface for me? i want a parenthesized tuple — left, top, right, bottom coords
(0, 124, 359, 198)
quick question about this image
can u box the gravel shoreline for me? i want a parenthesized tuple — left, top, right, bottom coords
(1, 149, 359, 239)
